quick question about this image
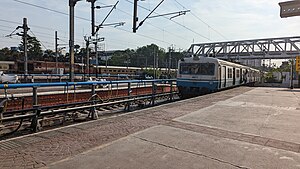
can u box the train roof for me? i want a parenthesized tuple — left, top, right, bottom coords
(180, 56, 260, 71)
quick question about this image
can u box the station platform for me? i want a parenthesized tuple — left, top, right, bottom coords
(1, 86, 300, 169)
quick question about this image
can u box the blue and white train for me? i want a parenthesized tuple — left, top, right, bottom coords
(177, 56, 261, 98)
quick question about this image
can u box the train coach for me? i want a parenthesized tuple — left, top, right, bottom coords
(177, 56, 261, 98)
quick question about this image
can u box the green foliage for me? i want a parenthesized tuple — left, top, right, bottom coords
(0, 47, 21, 61)
(19, 36, 43, 60)
(0, 42, 185, 69)
(110, 44, 184, 68)
(264, 70, 278, 83)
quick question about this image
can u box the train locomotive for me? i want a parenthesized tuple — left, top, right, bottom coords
(176, 56, 261, 98)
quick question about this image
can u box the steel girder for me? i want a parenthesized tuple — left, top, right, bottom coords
(188, 36, 300, 60)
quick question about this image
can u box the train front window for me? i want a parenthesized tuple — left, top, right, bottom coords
(180, 63, 215, 75)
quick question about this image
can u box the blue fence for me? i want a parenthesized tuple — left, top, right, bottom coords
(0, 79, 175, 89)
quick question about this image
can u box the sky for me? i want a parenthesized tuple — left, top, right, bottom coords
(0, 0, 299, 54)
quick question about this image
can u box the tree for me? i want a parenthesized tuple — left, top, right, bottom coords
(0, 47, 21, 61)
(110, 49, 135, 66)
(19, 36, 43, 61)
(135, 44, 165, 68)
(43, 49, 55, 61)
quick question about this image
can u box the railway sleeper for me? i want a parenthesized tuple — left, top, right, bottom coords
(97, 108, 107, 111)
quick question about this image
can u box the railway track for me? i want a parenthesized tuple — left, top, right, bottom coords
(0, 80, 178, 139)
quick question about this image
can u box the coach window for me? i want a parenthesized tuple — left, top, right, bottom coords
(228, 68, 233, 78)
(179, 63, 191, 74)
(199, 63, 215, 75)
(236, 69, 240, 78)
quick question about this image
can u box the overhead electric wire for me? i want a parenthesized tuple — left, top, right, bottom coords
(114, 26, 171, 45)
(0, 18, 65, 34)
(13, 0, 90, 22)
(29, 29, 48, 50)
(0, 28, 13, 33)
(173, 0, 228, 40)
(10, 0, 183, 49)
(0, 25, 16, 29)
(0, 19, 20, 25)
(98, 1, 192, 43)
(124, 0, 210, 41)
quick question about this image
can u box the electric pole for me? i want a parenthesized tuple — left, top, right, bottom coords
(6, 18, 30, 82)
(94, 34, 98, 78)
(92, 35, 104, 78)
(168, 46, 173, 77)
(84, 36, 91, 80)
(23, 18, 29, 82)
(69, 0, 80, 82)
(87, 0, 97, 36)
(153, 48, 156, 79)
(133, 0, 138, 33)
(16, 18, 30, 82)
(55, 31, 59, 74)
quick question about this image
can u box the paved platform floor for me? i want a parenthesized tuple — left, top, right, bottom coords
(1, 87, 300, 169)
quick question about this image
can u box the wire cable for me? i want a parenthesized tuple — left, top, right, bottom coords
(29, 29, 48, 50)
(173, 0, 228, 40)
(124, 0, 210, 41)
(98, 1, 192, 43)
(12, 0, 90, 22)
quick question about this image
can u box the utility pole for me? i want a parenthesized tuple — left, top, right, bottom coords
(153, 48, 156, 79)
(55, 31, 59, 74)
(132, 0, 188, 33)
(84, 36, 91, 80)
(133, 0, 138, 33)
(291, 59, 294, 89)
(8, 18, 30, 82)
(69, 0, 80, 82)
(156, 52, 158, 78)
(168, 45, 173, 77)
(23, 18, 29, 82)
(92, 35, 104, 78)
(94, 34, 98, 78)
(12, 18, 30, 82)
(87, 0, 97, 36)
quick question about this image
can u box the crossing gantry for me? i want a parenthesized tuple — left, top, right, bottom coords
(188, 36, 300, 60)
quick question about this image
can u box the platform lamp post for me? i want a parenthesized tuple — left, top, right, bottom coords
(279, 1, 300, 89)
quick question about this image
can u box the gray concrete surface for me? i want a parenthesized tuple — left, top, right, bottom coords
(176, 87, 300, 143)
(47, 125, 300, 169)
(45, 87, 300, 169)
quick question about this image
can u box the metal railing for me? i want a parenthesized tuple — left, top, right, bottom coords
(0, 79, 177, 135)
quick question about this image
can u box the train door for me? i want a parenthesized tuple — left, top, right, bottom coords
(236, 68, 240, 85)
(233, 68, 236, 85)
(218, 66, 222, 89)
(240, 68, 244, 84)
(221, 66, 226, 88)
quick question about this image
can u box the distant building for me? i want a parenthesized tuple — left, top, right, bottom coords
(239, 59, 262, 67)
(280, 61, 289, 69)
(10, 47, 19, 52)
(0, 61, 16, 73)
